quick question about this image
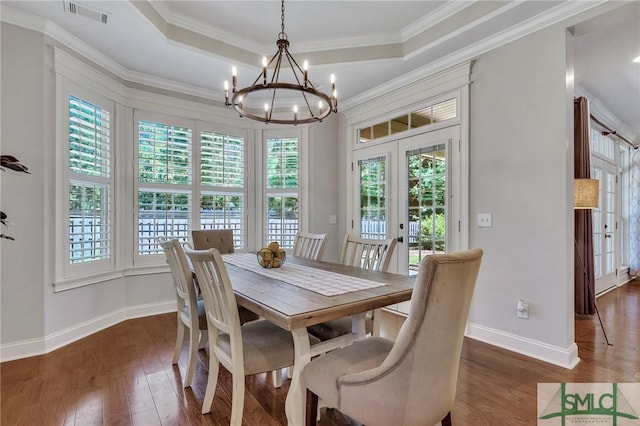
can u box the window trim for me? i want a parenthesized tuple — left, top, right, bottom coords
(54, 81, 116, 290)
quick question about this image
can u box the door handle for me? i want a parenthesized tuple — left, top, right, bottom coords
(397, 236, 404, 243)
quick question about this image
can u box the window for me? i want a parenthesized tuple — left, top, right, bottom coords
(200, 131, 246, 249)
(359, 156, 387, 239)
(137, 119, 192, 258)
(66, 95, 113, 273)
(357, 98, 457, 143)
(265, 137, 299, 248)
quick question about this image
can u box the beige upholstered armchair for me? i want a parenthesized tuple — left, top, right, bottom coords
(303, 248, 483, 426)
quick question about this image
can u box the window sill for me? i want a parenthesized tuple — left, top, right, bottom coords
(53, 265, 171, 292)
(123, 265, 170, 277)
(54, 270, 124, 293)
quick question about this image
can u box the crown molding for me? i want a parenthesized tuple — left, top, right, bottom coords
(401, 0, 476, 41)
(342, 0, 604, 110)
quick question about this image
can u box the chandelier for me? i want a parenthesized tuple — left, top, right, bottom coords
(224, 0, 337, 125)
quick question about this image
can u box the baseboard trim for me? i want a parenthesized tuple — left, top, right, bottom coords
(0, 300, 175, 362)
(466, 323, 580, 369)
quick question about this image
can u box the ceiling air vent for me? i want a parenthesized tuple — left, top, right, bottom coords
(63, 1, 109, 24)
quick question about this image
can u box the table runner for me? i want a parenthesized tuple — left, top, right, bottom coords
(222, 252, 386, 296)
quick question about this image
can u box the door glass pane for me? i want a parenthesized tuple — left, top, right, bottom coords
(407, 144, 446, 274)
(591, 167, 603, 278)
(606, 171, 615, 274)
(359, 157, 386, 239)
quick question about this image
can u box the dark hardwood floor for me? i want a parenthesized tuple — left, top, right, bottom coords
(2, 280, 638, 425)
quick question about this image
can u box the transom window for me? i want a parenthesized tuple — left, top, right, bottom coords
(358, 98, 457, 143)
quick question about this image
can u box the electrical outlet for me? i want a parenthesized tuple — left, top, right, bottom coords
(477, 213, 492, 227)
(517, 299, 529, 319)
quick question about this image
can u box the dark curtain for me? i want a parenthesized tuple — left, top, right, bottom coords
(574, 97, 595, 315)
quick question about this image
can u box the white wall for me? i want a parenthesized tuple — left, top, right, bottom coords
(1, 23, 47, 344)
(466, 23, 577, 366)
(308, 114, 340, 262)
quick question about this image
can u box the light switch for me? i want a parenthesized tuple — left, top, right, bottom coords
(477, 213, 492, 227)
(329, 214, 337, 225)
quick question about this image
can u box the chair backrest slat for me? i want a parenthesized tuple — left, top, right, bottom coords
(158, 236, 198, 311)
(185, 246, 240, 337)
(292, 232, 328, 260)
(339, 234, 397, 272)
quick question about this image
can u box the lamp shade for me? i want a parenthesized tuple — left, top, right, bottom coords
(574, 178, 599, 209)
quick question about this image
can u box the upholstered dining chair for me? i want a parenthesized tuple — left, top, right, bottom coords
(292, 232, 328, 260)
(185, 246, 319, 423)
(307, 234, 397, 341)
(191, 228, 235, 253)
(158, 236, 207, 388)
(303, 248, 483, 426)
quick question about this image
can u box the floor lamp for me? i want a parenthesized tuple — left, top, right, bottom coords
(574, 178, 612, 346)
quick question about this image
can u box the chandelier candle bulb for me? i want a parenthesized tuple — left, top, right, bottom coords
(293, 105, 298, 122)
(231, 66, 237, 91)
(264, 103, 269, 120)
(224, 81, 229, 105)
(262, 57, 268, 85)
(303, 60, 308, 88)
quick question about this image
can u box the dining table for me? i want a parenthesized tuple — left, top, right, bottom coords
(221, 252, 415, 426)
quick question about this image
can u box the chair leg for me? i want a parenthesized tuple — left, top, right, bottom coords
(230, 372, 245, 426)
(271, 369, 283, 388)
(184, 324, 199, 387)
(201, 333, 220, 414)
(441, 411, 452, 426)
(172, 316, 185, 364)
(198, 328, 208, 350)
(305, 389, 319, 426)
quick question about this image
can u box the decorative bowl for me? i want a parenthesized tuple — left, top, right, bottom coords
(257, 248, 286, 268)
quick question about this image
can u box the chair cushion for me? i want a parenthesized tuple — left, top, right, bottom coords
(307, 315, 373, 341)
(217, 320, 320, 376)
(303, 337, 393, 408)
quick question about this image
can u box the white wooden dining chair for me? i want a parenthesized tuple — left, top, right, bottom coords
(303, 249, 483, 426)
(339, 234, 397, 272)
(158, 236, 207, 388)
(307, 234, 397, 341)
(292, 232, 328, 261)
(190, 229, 291, 386)
(184, 246, 319, 422)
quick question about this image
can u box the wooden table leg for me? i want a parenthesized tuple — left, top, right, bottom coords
(286, 327, 312, 426)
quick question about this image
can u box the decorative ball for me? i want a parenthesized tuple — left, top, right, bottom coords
(257, 246, 286, 268)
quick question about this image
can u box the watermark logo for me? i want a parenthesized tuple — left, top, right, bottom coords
(538, 383, 640, 425)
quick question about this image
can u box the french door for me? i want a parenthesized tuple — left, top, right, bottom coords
(591, 158, 618, 294)
(352, 125, 461, 280)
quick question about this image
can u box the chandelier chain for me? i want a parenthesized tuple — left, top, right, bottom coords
(280, 0, 286, 39)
